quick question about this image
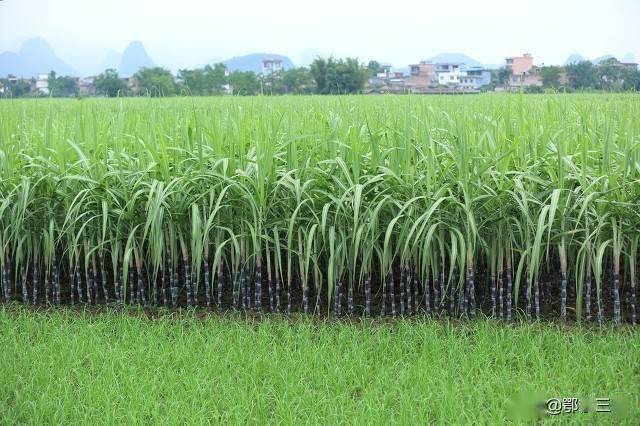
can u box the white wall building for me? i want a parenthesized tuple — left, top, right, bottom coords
(36, 73, 49, 94)
(436, 65, 491, 89)
(261, 59, 283, 75)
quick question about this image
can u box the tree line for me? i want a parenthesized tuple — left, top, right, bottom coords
(2, 57, 639, 98)
(0, 57, 370, 98)
(491, 58, 640, 92)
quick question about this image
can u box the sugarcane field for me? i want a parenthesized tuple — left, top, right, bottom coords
(1, 94, 639, 423)
(1, 95, 639, 324)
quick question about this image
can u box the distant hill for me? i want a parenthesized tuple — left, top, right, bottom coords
(428, 53, 482, 67)
(223, 53, 295, 73)
(118, 41, 155, 77)
(0, 37, 78, 77)
(565, 54, 585, 65)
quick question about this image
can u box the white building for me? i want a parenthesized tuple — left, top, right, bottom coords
(436, 64, 491, 89)
(261, 59, 283, 75)
(36, 73, 49, 94)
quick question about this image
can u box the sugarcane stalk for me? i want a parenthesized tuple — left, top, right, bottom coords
(216, 260, 223, 310)
(613, 270, 621, 326)
(53, 253, 60, 305)
(100, 257, 108, 304)
(286, 275, 292, 316)
(560, 247, 567, 322)
(275, 268, 281, 313)
(498, 269, 504, 320)
(204, 252, 211, 309)
(161, 256, 168, 307)
(506, 250, 513, 322)
(254, 255, 261, 312)
(232, 267, 239, 309)
(449, 271, 456, 318)
(128, 263, 135, 306)
(380, 277, 386, 317)
(631, 279, 637, 325)
(490, 271, 496, 318)
(183, 254, 192, 308)
(364, 270, 371, 317)
(424, 274, 430, 316)
(20, 264, 28, 304)
(468, 266, 476, 320)
(44, 259, 50, 305)
(69, 262, 75, 305)
(88, 258, 95, 305)
(136, 259, 146, 308)
(400, 267, 405, 316)
(406, 268, 412, 315)
(433, 271, 440, 316)
(439, 271, 445, 316)
(413, 269, 420, 314)
(32, 257, 38, 304)
(390, 272, 396, 319)
(267, 250, 274, 312)
(333, 279, 340, 317)
(117, 257, 123, 306)
(534, 277, 540, 321)
(585, 270, 592, 322)
(347, 284, 354, 316)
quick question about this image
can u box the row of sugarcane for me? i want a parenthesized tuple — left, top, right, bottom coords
(1, 241, 637, 324)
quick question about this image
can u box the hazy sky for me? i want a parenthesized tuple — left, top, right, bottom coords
(1, 0, 639, 71)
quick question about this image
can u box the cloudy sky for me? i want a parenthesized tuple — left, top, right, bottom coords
(1, 0, 638, 71)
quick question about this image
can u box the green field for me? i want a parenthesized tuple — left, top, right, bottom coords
(1, 307, 638, 425)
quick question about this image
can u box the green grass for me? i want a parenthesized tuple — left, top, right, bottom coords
(1, 307, 638, 425)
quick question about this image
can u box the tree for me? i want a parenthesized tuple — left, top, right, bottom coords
(566, 61, 598, 90)
(0, 76, 33, 97)
(540, 66, 562, 89)
(94, 69, 128, 97)
(495, 67, 512, 86)
(597, 57, 624, 91)
(260, 70, 286, 95)
(178, 63, 228, 95)
(282, 67, 314, 94)
(367, 60, 384, 75)
(229, 71, 260, 95)
(133, 67, 176, 96)
(310, 57, 332, 94)
(621, 67, 640, 91)
(310, 57, 368, 94)
(48, 71, 79, 97)
(203, 63, 228, 95)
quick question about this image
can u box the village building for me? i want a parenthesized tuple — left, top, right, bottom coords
(505, 53, 542, 90)
(407, 62, 437, 88)
(35, 73, 49, 95)
(261, 59, 283, 75)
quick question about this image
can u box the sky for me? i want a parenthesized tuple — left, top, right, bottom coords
(1, 0, 639, 72)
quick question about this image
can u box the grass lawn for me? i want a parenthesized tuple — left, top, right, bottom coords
(1, 307, 638, 425)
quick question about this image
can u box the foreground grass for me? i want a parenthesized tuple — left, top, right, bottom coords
(0, 307, 638, 425)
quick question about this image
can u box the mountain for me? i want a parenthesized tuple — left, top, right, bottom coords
(0, 37, 78, 77)
(427, 53, 482, 67)
(223, 53, 295, 73)
(565, 54, 585, 65)
(118, 41, 155, 77)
